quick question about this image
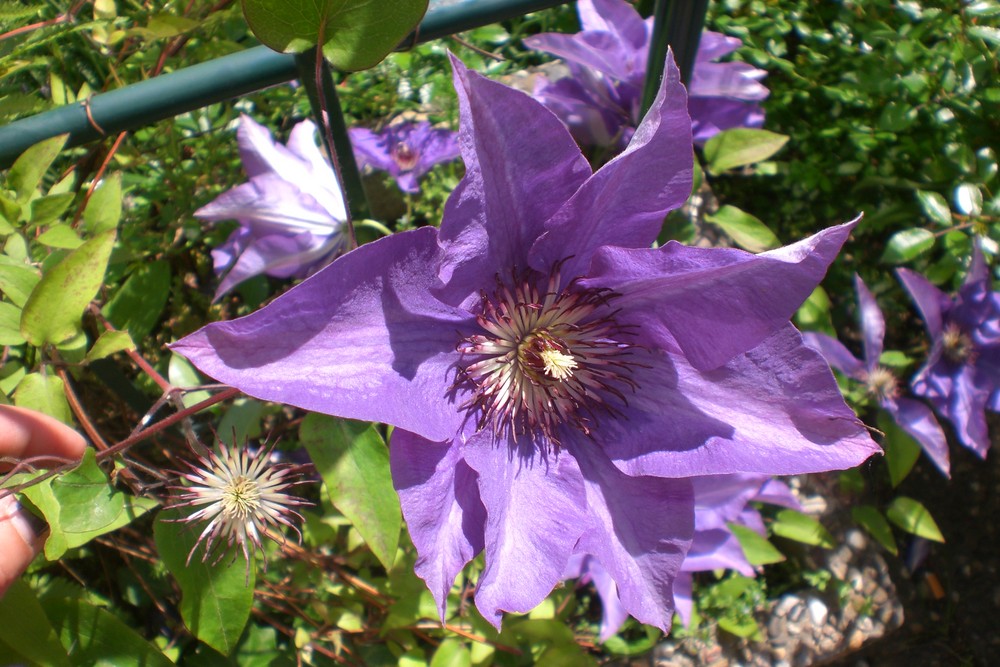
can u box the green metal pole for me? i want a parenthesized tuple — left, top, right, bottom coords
(295, 52, 370, 223)
(0, 0, 572, 168)
(640, 0, 709, 116)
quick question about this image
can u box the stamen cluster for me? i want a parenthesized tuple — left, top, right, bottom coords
(863, 366, 899, 401)
(942, 322, 975, 363)
(456, 266, 640, 443)
(391, 141, 418, 171)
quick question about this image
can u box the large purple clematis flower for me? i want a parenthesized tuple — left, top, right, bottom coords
(897, 246, 1000, 458)
(349, 121, 460, 194)
(172, 53, 877, 631)
(523, 0, 768, 151)
(566, 475, 799, 639)
(196, 115, 348, 300)
(803, 276, 951, 475)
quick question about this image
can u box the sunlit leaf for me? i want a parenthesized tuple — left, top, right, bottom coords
(241, 0, 429, 71)
(8, 134, 68, 203)
(851, 505, 898, 555)
(878, 411, 920, 487)
(882, 228, 935, 264)
(770, 509, 834, 547)
(154, 509, 255, 656)
(729, 523, 786, 565)
(300, 414, 401, 569)
(915, 190, 951, 226)
(85, 329, 135, 362)
(886, 496, 944, 542)
(703, 128, 789, 174)
(83, 172, 122, 234)
(0, 580, 71, 667)
(704, 205, 780, 252)
(13, 372, 72, 424)
(20, 229, 116, 346)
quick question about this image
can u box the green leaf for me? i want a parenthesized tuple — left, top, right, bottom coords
(102, 260, 171, 340)
(13, 373, 72, 424)
(20, 229, 116, 346)
(771, 509, 834, 547)
(729, 523, 786, 565)
(41, 594, 173, 666)
(877, 411, 920, 487)
(969, 25, 1000, 46)
(953, 183, 983, 216)
(18, 449, 159, 559)
(430, 638, 472, 667)
(704, 205, 780, 252)
(132, 13, 200, 39)
(241, 0, 429, 71)
(36, 223, 83, 249)
(28, 192, 75, 228)
(0, 194, 19, 233)
(881, 228, 935, 264)
(83, 172, 123, 233)
(85, 329, 135, 362)
(0, 301, 24, 345)
(0, 259, 40, 308)
(154, 509, 255, 656)
(0, 580, 72, 667)
(886, 496, 944, 542)
(300, 414, 401, 569)
(168, 353, 210, 407)
(915, 190, 952, 226)
(8, 134, 68, 203)
(703, 128, 789, 174)
(851, 505, 898, 555)
(795, 286, 834, 334)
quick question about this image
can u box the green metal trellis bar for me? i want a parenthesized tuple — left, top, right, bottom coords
(0, 0, 573, 168)
(0, 0, 708, 169)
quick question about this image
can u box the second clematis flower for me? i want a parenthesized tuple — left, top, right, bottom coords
(349, 121, 460, 194)
(897, 245, 1000, 458)
(566, 475, 800, 640)
(803, 275, 951, 475)
(523, 0, 768, 153)
(172, 53, 878, 631)
(196, 115, 349, 300)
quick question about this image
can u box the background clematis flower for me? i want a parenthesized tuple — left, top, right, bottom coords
(897, 245, 1000, 458)
(196, 115, 349, 300)
(566, 475, 799, 639)
(349, 121, 460, 194)
(172, 52, 878, 632)
(523, 0, 768, 151)
(803, 275, 951, 475)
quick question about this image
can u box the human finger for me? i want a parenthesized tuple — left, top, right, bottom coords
(0, 492, 47, 597)
(0, 405, 87, 464)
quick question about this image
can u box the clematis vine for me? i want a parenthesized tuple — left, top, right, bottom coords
(803, 275, 951, 475)
(173, 53, 877, 632)
(196, 115, 349, 300)
(897, 245, 1000, 458)
(565, 475, 799, 639)
(523, 0, 768, 153)
(349, 121, 460, 194)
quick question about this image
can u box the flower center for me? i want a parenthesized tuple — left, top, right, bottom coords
(863, 366, 898, 401)
(456, 265, 639, 443)
(392, 141, 418, 171)
(942, 322, 974, 363)
(222, 476, 261, 519)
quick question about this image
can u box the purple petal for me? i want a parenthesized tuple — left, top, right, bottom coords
(563, 555, 629, 642)
(413, 125, 461, 174)
(530, 51, 693, 279)
(461, 431, 588, 629)
(582, 220, 859, 371)
(569, 440, 693, 633)
(897, 268, 948, 339)
(391, 430, 486, 618)
(753, 478, 801, 510)
(682, 528, 754, 576)
(438, 54, 592, 301)
(577, 0, 649, 51)
(349, 127, 397, 173)
(172, 227, 473, 443)
(688, 97, 765, 145)
(884, 398, 951, 476)
(671, 571, 694, 627)
(801, 331, 866, 379)
(195, 174, 342, 237)
(692, 474, 768, 530)
(690, 61, 768, 101)
(935, 364, 992, 457)
(695, 31, 742, 62)
(601, 326, 881, 478)
(854, 275, 885, 368)
(212, 232, 342, 300)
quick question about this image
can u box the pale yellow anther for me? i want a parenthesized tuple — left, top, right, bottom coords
(541, 348, 578, 380)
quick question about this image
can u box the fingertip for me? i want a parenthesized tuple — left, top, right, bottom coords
(0, 405, 87, 462)
(0, 494, 45, 597)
